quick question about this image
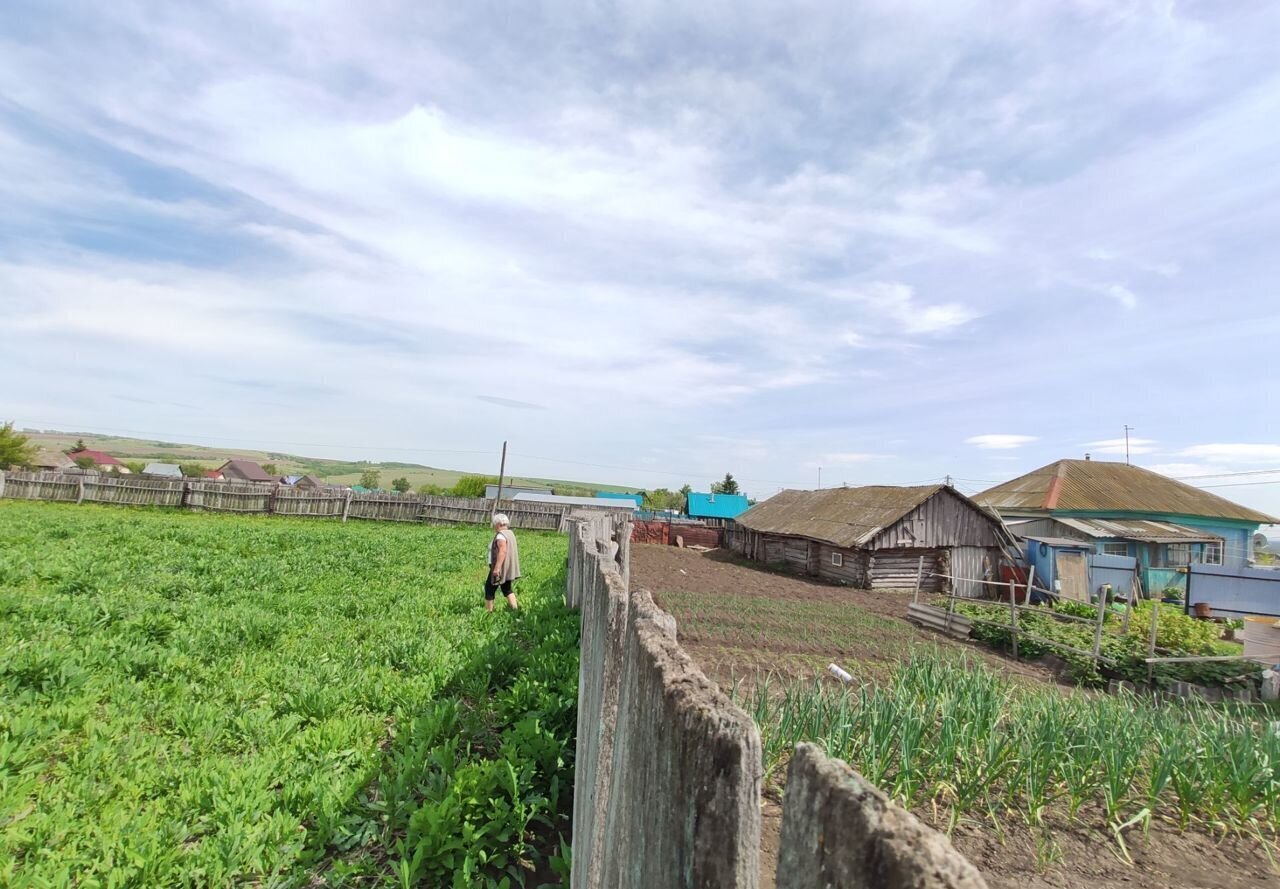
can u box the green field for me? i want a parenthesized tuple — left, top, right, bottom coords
(0, 502, 577, 888)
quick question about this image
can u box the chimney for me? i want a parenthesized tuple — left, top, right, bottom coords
(1085, 453, 1091, 461)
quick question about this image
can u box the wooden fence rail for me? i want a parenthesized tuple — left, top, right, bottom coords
(0, 470, 589, 532)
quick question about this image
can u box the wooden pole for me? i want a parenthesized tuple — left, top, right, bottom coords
(1147, 598, 1161, 683)
(76, 475, 85, 505)
(1122, 567, 1140, 636)
(341, 490, 352, 523)
(1008, 580, 1019, 660)
(1025, 565, 1037, 605)
(494, 440, 508, 509)
(1091, 585, 1108, 660)
(912, 555, 924, 604)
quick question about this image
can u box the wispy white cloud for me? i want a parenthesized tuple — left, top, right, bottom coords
(966, 434, 1039, 450)
(1180, 444, 1280, 463)
(1085, 437, 1158, 456)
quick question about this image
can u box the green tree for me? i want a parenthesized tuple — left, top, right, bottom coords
(643, 488, 685, 512)
(417, 482, 449, 496)
(262, 463, 279, 477)
(452, 475, 497, 498)
(0, 422, 37, 469)
(69, 438, 87, 454)
(710, 473, 740, 495)
(179, 463, 206, 478)
(73, 456, 97, 470)
(359, 469, 381, 490)
(391, 477, 411, 493)
(125, 460, 146, 475)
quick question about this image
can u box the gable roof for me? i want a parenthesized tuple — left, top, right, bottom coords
(68, 449, 122, 466)
(143, 463, 183, 478)
(217, 459, 274, 482)
(737, 485, 985, 549)
(687, 492, 750, 519)
(976, 459, 1278, 525)
(34, 448, 74, 470)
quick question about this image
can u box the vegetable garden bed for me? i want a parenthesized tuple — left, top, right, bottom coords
(0, 501, 576, 887)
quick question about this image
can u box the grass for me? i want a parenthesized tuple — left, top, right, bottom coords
(0, 501, 577, 887)
(738, 651, 1280, 864)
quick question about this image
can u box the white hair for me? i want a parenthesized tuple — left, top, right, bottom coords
(492, 513, 510, 529)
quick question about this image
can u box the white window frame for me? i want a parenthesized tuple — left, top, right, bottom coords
(1102, 542, 1128, 557)
(1202, 542, 1223, 565)
(830, 551, 843, 567)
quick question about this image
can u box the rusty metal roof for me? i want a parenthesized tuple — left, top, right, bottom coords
(736, 485, 951, 548)
(977, 459, 1278, 524)
(1055, 517, 1223, 543)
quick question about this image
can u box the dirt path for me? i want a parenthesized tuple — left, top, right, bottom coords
(631, 543, 1279, 889)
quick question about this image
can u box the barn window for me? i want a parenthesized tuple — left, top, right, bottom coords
(1102, 543, 1128, 557)
(830, 552, 843, 567)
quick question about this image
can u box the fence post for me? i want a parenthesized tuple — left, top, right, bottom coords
(76, 475, 86, 505)
(341, 490, 352, 523)
(1122, 567, 1140, 636)
(1008, 580, 1019, 660)
(912, 555, 924, 604)
(1091, 586, 1107, 661)
(0, 470, 5, 498)
(1146, 598, 1161, 684)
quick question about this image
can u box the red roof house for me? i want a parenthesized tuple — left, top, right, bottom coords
(67, 449, 129, 472)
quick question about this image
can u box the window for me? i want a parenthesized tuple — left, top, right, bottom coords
(1202, 542, 1223, 565)
(1164, 544, 1190, 567)
(1102, 543, 1128, 557)
(831, 551, 843, 567)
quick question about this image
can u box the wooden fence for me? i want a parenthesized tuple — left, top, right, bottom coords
(0, 470, 577, 532)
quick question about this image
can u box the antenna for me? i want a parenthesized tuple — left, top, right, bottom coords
(1123, 425, 1134, 465)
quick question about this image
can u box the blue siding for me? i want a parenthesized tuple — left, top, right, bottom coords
(687, 492, 750, 519)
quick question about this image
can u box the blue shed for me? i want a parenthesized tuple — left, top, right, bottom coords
(687, 492, 750, 520)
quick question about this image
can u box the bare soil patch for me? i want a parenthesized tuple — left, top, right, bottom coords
(631, 544, 1279, 889)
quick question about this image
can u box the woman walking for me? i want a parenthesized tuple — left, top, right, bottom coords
(485, 513, 520, 612)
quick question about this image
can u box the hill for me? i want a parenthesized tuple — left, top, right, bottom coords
(21, 430, 639, 495)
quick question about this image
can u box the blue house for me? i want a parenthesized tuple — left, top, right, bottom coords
(978, 458, 1277, 596)
(687, 491, 750, 522)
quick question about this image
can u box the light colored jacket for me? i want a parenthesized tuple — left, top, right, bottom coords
(488, 529, 521, 583)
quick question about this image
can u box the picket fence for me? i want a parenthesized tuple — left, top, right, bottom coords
(0, 470, 572, 531)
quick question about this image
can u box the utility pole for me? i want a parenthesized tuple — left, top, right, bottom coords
(1123, 425, 1134, 465)
(495, 441, 508, 505)
(818, 466, 822, 490)
(945, 474, 952, 487)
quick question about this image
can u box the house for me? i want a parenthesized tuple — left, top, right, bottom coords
(687, 492, 750, 524)
(216, 459, 274, 483)
(143, 463, 183, 479)
(203, 469, 224, 480)
(595, 491, 644, 507)
(67, 449, 129, 472)
(976, 458, 1279, 595)
(731, 485, 1012, 597)
(510, 492, 637, 511)
(33, 448, 74, 471)
(293, 475, 324, 490)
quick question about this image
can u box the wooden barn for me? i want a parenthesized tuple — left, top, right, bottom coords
(729, 484, 1012, 597)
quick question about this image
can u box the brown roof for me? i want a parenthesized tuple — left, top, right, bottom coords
(976, 459, 1278, 524)
(737, 485, 957, 549)
(217, 459, 274, 482)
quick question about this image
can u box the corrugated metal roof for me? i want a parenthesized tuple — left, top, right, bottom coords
(1055, 517, 1223, 543)
(736, 485, 949, 548)
(977, 459, 1278, 524)
(596, 491, 644, 506)
(511, 492, 635, 509)
(1024, 536, 1095, 548)
(687, 492, 750, 519)
(143, 463, 183, 478)
(218, 459, 274, 482)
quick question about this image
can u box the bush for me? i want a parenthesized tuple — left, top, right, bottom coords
(452, 475, 496, 498)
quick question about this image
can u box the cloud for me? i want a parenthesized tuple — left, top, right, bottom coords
(476, 395, 548, 411)
(1084, 437, 1157, 456)
(966, 434, 1039, 450)
(1101, 283, 1138, 309)
(1179, 443, 1280, 463)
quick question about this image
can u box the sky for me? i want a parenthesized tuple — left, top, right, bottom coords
(2, 1, 1279, 520)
